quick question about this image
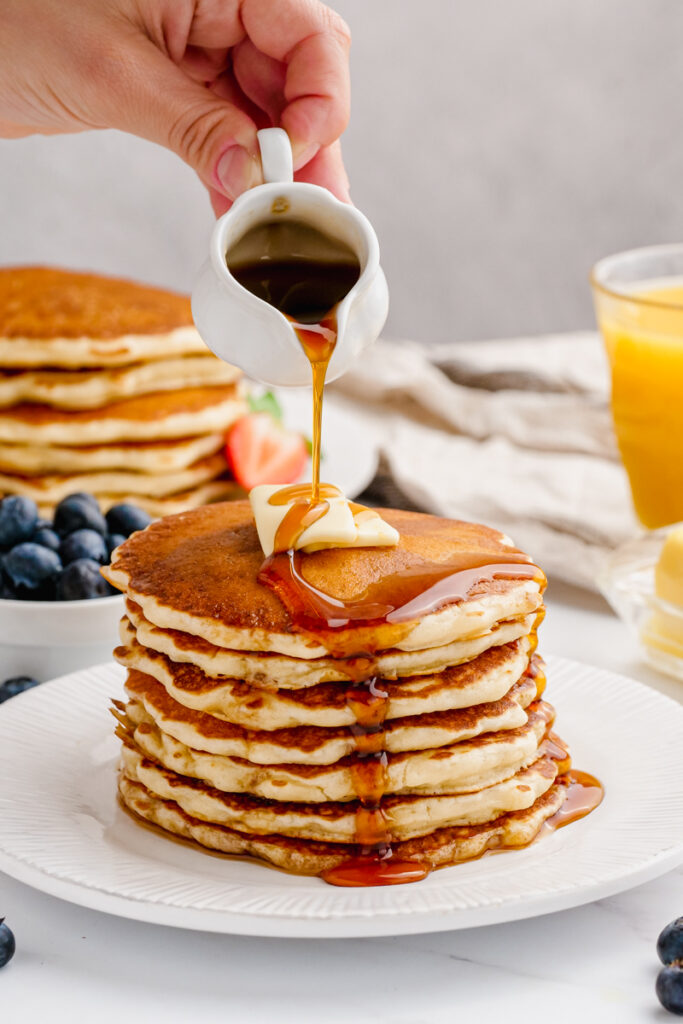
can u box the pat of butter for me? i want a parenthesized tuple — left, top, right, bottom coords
(643, 526, 683, 657)
(249, 484, 400, 557)
(655, 526, 683, 607)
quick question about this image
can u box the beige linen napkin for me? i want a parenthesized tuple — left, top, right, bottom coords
(332, 332, 638, 589)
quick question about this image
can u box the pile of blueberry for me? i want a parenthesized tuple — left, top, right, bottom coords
(0, 492, 150, 601)
(658, 918, 683, 1015)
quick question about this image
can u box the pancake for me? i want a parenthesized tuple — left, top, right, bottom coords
(0, 453, 228, 502)
(0, 357, 240, 410)
(115, 619, 535, 727)
(118, 775, 568, 875)
(0, 266, 207, 367)
(123, 602, 536, 688)
(0, 434, 226, 475)
(119, 743, 559, 843)
(0, 385, 244, 445)
(118, 694, 552, 802)
(38, 481, 243, 519)
(104, 502, 544, 659)
(122, 668, 543, 765)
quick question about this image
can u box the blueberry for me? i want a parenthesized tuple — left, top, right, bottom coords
(105, 503, 151, 538)
(657, 965, 683, 1015)
(659, 918, 683, 966)
(0, 676, 40, 704)
(4, 543, 61, 589)
(106, 533, 126, 557)
(0, 496, 38, 548)
(0, 920, 15, 968)
(64, 491, 100, 509)
(56, 558, 115, 600)
(32, 526, 61, 552)
(54, 494, 106, 537)
(59, 528, 108, 566)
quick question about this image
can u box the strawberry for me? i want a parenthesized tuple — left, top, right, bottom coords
(226, 412, 307, 490)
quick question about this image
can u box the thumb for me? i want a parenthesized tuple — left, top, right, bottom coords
(108, 41, 262, 201)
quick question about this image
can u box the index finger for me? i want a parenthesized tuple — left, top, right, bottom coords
(240, 0, 351, 166)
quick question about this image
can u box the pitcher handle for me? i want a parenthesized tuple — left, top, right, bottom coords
(257, 128, 294, 184)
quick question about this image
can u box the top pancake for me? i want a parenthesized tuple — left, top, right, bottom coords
(104, 501, 544, 658)
(0, 267, 208, 367)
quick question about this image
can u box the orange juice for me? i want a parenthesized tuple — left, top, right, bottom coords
(595, 280, 683, 528)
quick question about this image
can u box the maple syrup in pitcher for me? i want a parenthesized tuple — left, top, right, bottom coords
(227, 219, 360, 502)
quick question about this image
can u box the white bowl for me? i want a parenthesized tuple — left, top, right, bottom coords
(0, 593, 124, 682)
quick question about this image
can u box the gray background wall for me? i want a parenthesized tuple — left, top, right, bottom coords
(0, 0, 681, 344)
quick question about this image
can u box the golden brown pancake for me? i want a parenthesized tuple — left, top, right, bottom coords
(0, 453, 228, 502)
(0, 385, 244, 446)
(122, 668, 542, 764)
(119, 693, 552, 802)
(0, 356, 240, 410)
(0, 433, 226, 475)
(103, 502, 544, 658)
(122, 601, 536, 688)
(114, 620, 534, 728)
(89, 482, 243, 517)
(0, 266, 193, 340)
(118, 774, 568, 875)
(119, 742, 559, 842)
(0, 267, 210, 368)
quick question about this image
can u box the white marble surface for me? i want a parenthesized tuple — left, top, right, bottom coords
(2, 584, 681, 1023)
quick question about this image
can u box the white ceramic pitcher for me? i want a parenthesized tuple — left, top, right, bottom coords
(192, 128, 389, 387)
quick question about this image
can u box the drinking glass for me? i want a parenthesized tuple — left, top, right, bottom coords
(591, 244, 683, 528)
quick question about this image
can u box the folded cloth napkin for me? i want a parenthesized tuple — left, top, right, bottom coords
(332, 332, 639, 590)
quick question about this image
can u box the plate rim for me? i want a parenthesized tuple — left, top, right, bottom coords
(1, 655, 682, 938)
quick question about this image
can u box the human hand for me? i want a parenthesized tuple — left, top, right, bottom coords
(0, 0, 351, 214)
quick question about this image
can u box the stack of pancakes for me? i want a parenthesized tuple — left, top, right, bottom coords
(104, 502, 573, 879)
(0, 267, 245, 515)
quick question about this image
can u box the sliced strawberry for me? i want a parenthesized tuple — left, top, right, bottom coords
(226, 413, 307, 490)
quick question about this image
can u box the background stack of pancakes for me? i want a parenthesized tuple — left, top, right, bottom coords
(105, 502, 574, 879)
(0, 267, 245, 516)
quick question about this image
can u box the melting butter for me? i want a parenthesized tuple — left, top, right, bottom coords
(250, 483, 400, 557)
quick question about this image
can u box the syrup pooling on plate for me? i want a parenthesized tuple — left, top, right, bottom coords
(545, 771, 604, 830)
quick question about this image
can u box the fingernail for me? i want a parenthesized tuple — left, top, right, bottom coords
(215, 145, 262, 200)
(291, 141, 320, 171)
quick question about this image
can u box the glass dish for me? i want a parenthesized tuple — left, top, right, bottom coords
(598, 524, 683, 682)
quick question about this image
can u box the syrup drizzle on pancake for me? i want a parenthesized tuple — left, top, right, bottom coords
(269, 483, 340, 553)
(322, 673, 431, 887)
(230, 229, 603, 886)
(259, 547, 545, 644)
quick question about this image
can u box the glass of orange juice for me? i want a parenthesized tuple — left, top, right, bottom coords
(592, 244, 683, 529)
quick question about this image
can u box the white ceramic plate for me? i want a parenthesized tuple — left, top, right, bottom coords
(273, 387, 378, 499)
(0, 656, 682, 939)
